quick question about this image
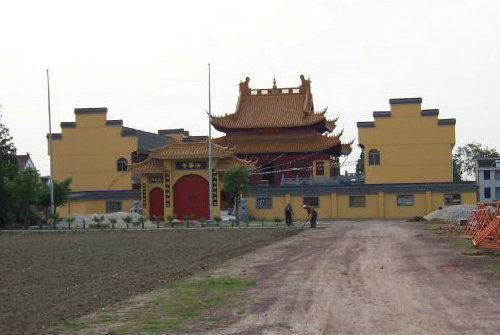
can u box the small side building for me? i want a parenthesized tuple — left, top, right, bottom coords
(476, 157, 500, 201)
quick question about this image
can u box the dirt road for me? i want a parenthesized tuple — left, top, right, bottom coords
(203, 221, 500, 335)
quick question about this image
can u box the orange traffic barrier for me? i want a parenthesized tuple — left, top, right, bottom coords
(462, 203, 492, 239)
(473, 216, 500, 250)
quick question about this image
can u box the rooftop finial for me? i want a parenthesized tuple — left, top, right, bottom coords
(272, 76, 277, 89)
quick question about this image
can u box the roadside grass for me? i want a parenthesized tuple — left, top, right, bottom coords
(425, 220, 444, 234)
(450, 236, 474, 250)
(67, 277, 255, 335)
(483, 264, 500, 273)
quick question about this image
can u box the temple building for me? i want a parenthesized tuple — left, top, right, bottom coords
(212, 75, 352, 186)
(49, 107, 205, 216)
(129, 141, 253, 220)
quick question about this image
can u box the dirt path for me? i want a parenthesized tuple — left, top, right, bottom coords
(201, 220, 500, 335)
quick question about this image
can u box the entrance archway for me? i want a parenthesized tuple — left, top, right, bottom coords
(174, 174, 209, 220)
(149, 187, 164, 220)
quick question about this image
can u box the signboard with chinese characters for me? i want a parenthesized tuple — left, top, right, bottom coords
(149, 175, 163, 183)
(212, 169, 218, 206)
(164, 170, 171, 207)
(175, 161, 207, 170)
(141, 183, 147, 208)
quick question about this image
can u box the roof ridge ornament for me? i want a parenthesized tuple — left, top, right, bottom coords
(239, 77, 251, 96)
(272, 76, 277, 90)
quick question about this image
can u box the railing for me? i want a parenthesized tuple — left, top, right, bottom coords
(280, 173, 364, 186)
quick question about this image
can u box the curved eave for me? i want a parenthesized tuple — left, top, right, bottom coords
(129, 158, 163, 173)
(217, 157, 256, 172)
(211, 117, 330, 133)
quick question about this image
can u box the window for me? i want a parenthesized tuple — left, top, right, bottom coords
(484, 170, 490, 180)
(349, 195, 366, 207)
(397, 195, 414, 206)
(495, 187, 500, 200)
(303, 197, 319, 207)
(117, 158, 128, 171)
(256, 197, 272, 209)
(484, 187, 491, 199)
(106, 201, 122, 213)
(368, 149, 380, 165)
(444, 193, 461, 205)
(315, 161, 324, 176)
(495, 171, 500, 181)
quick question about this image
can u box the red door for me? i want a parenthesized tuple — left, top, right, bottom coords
(149, 187, 164, 220)
(174, 174, 209, 220)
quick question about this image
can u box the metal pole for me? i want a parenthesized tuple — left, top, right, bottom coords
(208, 63, 213, 222)
(47, 69, 55, 217)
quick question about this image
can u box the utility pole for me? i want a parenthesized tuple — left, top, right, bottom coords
(208, 63, 213, 222)
(46, 69, 55, 219)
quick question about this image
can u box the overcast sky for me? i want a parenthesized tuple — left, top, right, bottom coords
(1, 0, 499, 176)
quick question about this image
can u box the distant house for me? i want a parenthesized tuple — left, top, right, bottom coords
(16, 153, 35, 170)
(476, 157, 500, 201)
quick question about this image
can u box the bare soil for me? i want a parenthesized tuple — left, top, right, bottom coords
(0, 228, 297, 335)
(199, 220, 500, 335)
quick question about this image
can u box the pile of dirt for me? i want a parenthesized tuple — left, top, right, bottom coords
(424, 205, 476, 223)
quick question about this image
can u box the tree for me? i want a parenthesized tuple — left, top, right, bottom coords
(222, 167, 250, 226)
(0, 111, 18, 226)
(8, 168, 44, 228)
(38, 177, 72, 222)
(453, 142, 499, 181)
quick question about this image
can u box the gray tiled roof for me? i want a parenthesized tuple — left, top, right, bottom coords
(68, 190, 140, 201)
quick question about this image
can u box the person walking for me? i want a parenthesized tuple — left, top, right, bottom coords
(303, 205, 318, 228)
(284, 203, 293, 226)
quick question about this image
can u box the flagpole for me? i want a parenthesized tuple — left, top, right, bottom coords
(46, 69, 55, 218)
(208, 63, 213, 222)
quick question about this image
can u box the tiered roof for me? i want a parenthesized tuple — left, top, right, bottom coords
(129, 141, 254, 172)
(211, 75, 337, 133)
(214, 132, 351, 155)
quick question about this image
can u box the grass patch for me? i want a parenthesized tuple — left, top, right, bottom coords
(62, 319, 89, 331)
(450, 236, 473, 250)
(483, 264, 500, 273)
(111, 277, 255, 334)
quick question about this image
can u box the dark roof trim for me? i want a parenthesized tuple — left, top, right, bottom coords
(389, 98, 422, 105)
(372, 111, 391, 117)
(247, 182, 477, 196)
(68, 190, 140, 201)
(438, 118, 456, 126)
(421, 109, 439, 116)
(60, 122, 76, 128)
(74, 107, 108, 114)
(106, 119, 123, 126)
(46, 133, 62, 139)
(158, 128, 188, 135)
(121, 127, 138, 137)
(357, 121, 375, 128)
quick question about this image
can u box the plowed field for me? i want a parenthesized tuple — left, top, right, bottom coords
(0, 228, 297, 335)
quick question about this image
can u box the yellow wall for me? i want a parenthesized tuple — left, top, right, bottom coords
(141, 159, 223, 220)
(358, 102, 455, 184)
(51, 112, 137, 191)
(246, 190, 477, 220)
(57, 198, 138, 217)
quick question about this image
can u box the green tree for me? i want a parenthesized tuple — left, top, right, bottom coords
(453, 142, 499, 181)
(38, 177, 72, 222)
(8, 168, 44, 228)
(0, 112, 18, 226)
(222, 167, 250, 226)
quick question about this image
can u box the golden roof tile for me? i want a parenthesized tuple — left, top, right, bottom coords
(211, 75, 331, 130)
(148, 141, 234, 160)
(129, 158, 164, 173)
(213, 133, 345, 154)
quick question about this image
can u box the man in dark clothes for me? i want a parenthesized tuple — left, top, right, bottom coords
(284, 203, 293, 226)
(303, 205, 318, 228)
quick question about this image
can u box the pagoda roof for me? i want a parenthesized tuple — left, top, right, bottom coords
(129, 142, 254, 172)
(213, 132, 352, 155)
(211, 75, 332, 131)
(148, 141, 234, 160)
